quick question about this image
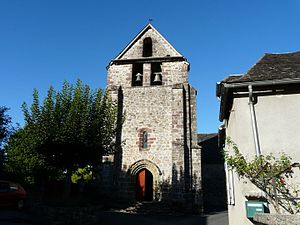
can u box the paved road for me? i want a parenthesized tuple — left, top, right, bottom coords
(97, 211, 228, 225)
(0, 210, 33, 225)
(205, 211, 229, 225)
(0, 209, 228, 225)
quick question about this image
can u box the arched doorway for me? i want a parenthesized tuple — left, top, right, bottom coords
(136, 169, 153, 201)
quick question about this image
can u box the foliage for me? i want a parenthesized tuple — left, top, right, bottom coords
(224, 137, 300, 214)
(4, 80, 120, 185)
(71, 167, 93, 184)
(0, 106, 14, 177)
(0, 106, 13, 148)
(4, 128, 57, 184)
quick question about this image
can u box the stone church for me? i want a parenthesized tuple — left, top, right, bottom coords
(105, 24, 201, 208)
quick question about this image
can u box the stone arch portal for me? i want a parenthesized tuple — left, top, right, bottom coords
(128, 159, 162, 201)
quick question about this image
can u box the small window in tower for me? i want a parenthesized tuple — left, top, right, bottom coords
(132, 63, 143, 86)
(143, 37, 152, 57)
(142, 131, 148, 149)
(151, 63, 162, 85)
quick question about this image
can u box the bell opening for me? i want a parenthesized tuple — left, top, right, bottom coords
(132, 63, 143, 86)
(151, 63, 162, 86)
(135, 73, 143, 82)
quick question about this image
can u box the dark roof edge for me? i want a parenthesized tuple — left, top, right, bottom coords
(110, 56, 187, 65)
(218, 77, 300, 121)
(198, 133, 218, 142)
(115, 24, 153, 61)
(223, 77, 300, 88)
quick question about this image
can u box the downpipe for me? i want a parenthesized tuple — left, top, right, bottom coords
(248, 85, 279, 207)
(248, 85, 261, 156)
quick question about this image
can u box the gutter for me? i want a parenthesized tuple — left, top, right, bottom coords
(217, 78, 300, 121)
(222, 78, 300, 89)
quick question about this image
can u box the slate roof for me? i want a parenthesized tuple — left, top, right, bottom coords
(218, 51, 300, 121)
(197, 133, 217, 143)
(223, 52, 300, 83)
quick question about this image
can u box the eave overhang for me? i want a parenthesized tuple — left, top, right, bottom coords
(217, 77, 300, 122)
(107, 56, 188, 68)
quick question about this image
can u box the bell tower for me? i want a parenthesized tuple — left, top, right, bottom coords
(107, 24, 201, 208)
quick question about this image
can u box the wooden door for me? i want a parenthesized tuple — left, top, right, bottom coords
(136, 169, 146, 201)
(136, 169, 153, 201)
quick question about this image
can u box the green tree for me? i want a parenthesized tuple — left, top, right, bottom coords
(0, 106, 13, 176)
(4, 80, 121, 188)
(0, 106, 12, 147)
(4, 127, 55, 184)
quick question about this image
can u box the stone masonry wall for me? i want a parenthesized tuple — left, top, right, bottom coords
(119, 27, 181, 59)
(107, 61, 188, 89)
(107, 64, 132, 88)
(171, 84, 186, 200)
(189, 86, 198, 148)
(189, 86, 202, 201)
(120, 85, 174, 180)
(106, 64, 199, 203)
(162, 62, 189, 86)
(105, 25, 200, 206)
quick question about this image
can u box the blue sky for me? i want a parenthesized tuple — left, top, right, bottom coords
(1, 0, 300, 133)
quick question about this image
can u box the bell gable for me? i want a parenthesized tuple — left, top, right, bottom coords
(114, 24, 183, 60)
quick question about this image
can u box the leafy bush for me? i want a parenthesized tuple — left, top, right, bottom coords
(224, 137, 300, 214)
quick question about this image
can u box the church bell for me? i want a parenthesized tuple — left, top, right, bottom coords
(153, 72, 162, 83)
(135, 73, 143, 82)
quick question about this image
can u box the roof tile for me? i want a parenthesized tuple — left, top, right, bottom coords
(224, 52, 300, 83)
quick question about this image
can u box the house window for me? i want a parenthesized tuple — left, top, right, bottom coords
(142, 131, 148, 149)
(132, 63, 143, 86)
(151, 63, 162, 85)
(143, 37, 152, 57)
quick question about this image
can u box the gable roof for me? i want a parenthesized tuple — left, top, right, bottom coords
(217, 52, 300, 121)
(223, 52, 300, 83)
(113, 23, 183, 60)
